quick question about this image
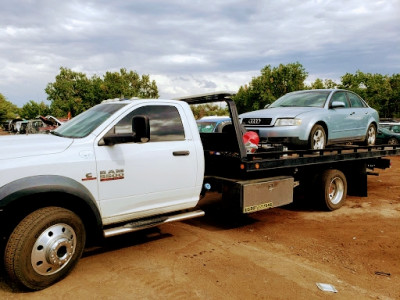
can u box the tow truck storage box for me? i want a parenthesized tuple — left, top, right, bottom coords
(221, 176, 294, 213)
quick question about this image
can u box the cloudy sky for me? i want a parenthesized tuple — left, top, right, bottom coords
(1, 0, 399, 107)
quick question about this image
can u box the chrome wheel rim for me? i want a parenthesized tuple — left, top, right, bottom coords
(31, 223, 76, 275)
(328, 176, 344, 205)
(313, 129, 325, 149)
(367, 126, 376, 145)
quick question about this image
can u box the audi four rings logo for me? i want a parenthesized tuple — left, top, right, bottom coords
(247, 118, 262, 125)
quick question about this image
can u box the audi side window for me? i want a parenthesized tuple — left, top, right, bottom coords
(347, 93, 365, 108)
(330, 92, 349, 108)
(111, 105, 185, 142)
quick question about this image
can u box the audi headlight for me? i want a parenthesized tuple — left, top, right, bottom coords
(275, 118, 302, 126)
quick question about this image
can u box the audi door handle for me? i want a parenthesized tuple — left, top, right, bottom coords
(173, 151, 190, 156)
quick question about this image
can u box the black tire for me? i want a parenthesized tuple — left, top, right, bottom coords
(388, 137, 399, 145)
(4, 207, 86, 290)
(318, 170, 347, 211)
(364, 124, 376, 146)
(309, 125, 326, 149)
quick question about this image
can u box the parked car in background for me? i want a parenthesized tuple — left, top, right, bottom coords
(376, 124, 400, 145)
(39, 115, 67, 132)
(14, 120, 29, 134)
(1, 120, 12, 131)
(9, 118, 23, 133)
(379, 121, 400, 129)
(239, 89, 379, 149)
(26, 119, 45, 134)
(196, 116, 232, 133)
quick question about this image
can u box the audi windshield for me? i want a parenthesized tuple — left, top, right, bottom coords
(269, 91, 330, 108)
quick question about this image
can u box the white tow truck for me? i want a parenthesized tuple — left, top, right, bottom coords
(0, 92, 399, 290)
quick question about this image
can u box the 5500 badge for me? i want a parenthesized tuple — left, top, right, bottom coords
(100, 169, 125, 181)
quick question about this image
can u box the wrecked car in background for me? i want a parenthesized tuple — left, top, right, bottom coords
(39, 115, 66, 132)
(1, 115, 67, 134)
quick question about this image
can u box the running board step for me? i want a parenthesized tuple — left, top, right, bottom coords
(103, 210, 205, 238)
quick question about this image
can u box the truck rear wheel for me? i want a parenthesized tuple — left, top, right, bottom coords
(319, 169, 347, 211)
(4, 207, 86, 290)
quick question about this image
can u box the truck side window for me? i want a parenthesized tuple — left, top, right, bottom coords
(113, 105, 185, 142)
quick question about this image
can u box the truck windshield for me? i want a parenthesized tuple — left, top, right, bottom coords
(53, 103, 127, 138)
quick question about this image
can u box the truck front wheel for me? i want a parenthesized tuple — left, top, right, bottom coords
(319, 169, 347, 211)
(4, 207, 86, 290)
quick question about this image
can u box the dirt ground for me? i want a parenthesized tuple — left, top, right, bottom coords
(0, 128, 399, 299)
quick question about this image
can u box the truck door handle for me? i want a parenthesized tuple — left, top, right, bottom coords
(173, 151, 190, 156)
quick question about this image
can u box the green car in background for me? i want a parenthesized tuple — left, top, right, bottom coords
(376, 123, 400, 145)
(196, 116, 231, 133)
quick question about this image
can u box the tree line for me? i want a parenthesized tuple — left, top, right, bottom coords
(0, 67, 159, 121)
(1, 63, 399, 123)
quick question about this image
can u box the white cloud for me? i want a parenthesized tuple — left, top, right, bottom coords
(0, 0, 399, 106)
(158, 54, 208, 65)
(154, 70, 260, 99)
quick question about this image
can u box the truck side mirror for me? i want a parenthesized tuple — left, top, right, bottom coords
(132, 115, 150, 143)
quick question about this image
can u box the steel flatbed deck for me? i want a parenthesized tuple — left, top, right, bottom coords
(243, 145, 400, 172)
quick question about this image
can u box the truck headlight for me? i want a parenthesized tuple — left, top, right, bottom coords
(275, 118, 302, 126)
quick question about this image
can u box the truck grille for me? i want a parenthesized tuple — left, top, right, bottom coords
(242, 118, 272, 126)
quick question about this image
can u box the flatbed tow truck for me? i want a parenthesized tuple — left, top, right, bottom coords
(1, 91, 399, 290)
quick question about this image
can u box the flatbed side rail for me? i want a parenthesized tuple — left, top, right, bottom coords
(243, 145, 400, 172)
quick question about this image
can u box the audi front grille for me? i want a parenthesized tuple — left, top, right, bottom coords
(242, 118, 272, 126)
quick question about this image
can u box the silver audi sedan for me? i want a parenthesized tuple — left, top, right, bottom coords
(239, 89, 379, 149)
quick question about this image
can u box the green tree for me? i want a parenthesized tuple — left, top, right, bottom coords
(46, 67, 159, 117)
(0, 93, 20, 122)
(339, 71, 396, 117)
(190, 103, 229, 119)
(388, 74, 400, 118)
(309, 78, 338, 89)
(233, 62, 308, 113)
(45, 67, 93, 117)
(324, 79, 338, 89)
(20, 100, 51, 119)
(310, 78, 325, 89)
(101, 68, 159, 99)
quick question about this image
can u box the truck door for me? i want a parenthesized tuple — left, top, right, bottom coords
(94, 103, 201, 223)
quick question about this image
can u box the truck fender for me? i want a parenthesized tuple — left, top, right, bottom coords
(0, 175, 102, 230)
